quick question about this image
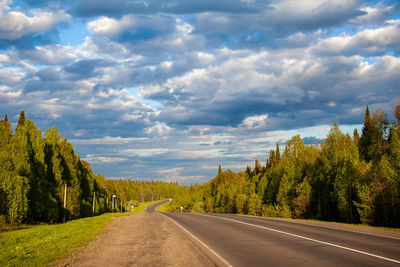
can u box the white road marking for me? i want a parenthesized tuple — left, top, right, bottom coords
(159, 213, 233, 267)
(253, 216, 400, 241)
(195, 213, 400, 265)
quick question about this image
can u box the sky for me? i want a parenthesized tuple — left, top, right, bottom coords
(1, 0, 399, 184)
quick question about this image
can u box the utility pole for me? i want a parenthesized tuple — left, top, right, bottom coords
(92, 191, 96, 217)
(63, 184, 67, 223)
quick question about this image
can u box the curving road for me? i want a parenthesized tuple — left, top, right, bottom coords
(153, 207, 400, 267)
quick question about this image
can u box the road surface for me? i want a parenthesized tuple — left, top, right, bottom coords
(160, 210, 400, 267)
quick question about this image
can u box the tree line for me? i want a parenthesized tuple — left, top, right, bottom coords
(169, 104, 400, 228)
(0, 111, 184, 227)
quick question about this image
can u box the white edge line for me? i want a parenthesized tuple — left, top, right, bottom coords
(256, 216, 400, 241)
(194, 213, 400, 265)
(158, 212, 233, 267)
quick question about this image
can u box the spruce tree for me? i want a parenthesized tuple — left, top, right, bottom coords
(359, 105, 374, 161)
(2, 114, 12, 134)
(276, 143, 280, 162)
(353, 128, 360, 145)
(17, 110, 25, 130)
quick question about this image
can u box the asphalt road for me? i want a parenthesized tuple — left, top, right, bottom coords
(156, 210, 400, 267)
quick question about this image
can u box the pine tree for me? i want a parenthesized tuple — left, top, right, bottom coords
(218, 164, 222, 175)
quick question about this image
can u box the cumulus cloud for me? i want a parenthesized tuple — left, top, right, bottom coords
(88, 14, 176, 41)
(351, 3, 400, 25)
(0, 1, 70, 40)
(0, 0, 399, 183)
(313, 22, 400, 56)
(241, 114, 269, 129)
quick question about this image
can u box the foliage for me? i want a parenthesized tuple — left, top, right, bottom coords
(168, 104, 400, 228)
(0, 111, 185, 227)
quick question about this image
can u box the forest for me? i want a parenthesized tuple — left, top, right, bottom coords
(0, 111, 184, 227)
(169, 105, 400, 228)
(1, 104, 400, 228)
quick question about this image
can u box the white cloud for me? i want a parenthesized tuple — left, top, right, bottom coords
(313, 23, 400, 55)
(0, 3, 70, 40)
(88, 16, 124, 37)
(119, 148, 172, 157)
(83, 155, 128, 164)
(145, 123, 172, 136)
(21, 45, 77, 65)
(351, 4, 399, 25)
(70, 136, 149, 145)
(241, 114, 268, 129)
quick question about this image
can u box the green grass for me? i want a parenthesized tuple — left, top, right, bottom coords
(130, 200, 161, 213)
(0, 201, 160, 267)
(156, 201, 171, 212)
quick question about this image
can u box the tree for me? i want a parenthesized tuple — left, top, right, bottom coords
(276, 143, 280, 162)
(247, 193, 262, 216)
(1, 114, 12, 134)
(17, 110, 25, 129)
(359, 105, 374, 162)
(393, 99, 400, 124)
(353, 128, 360, 145)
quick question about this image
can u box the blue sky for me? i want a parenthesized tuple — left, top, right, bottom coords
(1, 0, 399, 184)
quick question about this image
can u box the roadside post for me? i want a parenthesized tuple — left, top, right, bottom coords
(180, 206, 183, 213)
(112, 194, 116, 212)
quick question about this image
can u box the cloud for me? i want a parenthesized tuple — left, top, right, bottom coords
(193, 0, 364, 39)
(72, 0, 264, 18)
(351, 3, 400, 25)
(20, 44, 77, 65)
(70, 136, 149, 145)
(241, 114, 269, 129)
(0, 0, 399, 184)
(83, 155, 128, 164)
(88, 14, 176, 42)
(313, 22, 400, 56)
(0, 2, 70, 40)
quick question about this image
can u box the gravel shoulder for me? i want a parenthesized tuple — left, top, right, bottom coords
(52, 207, 215, 267)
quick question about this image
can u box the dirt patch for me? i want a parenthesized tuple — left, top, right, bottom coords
(52, 212, 215, 267)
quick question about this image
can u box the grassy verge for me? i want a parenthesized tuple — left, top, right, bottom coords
(156, 201, 171, 212)
(132, 200, 161, 213)
(0, 201, 159, 267)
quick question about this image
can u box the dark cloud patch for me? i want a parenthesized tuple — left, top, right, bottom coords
(35, 67, 63, 81)
(0, 30, 60, 50)
(71, 0, 266, 18)
(63, 59, 111, 80)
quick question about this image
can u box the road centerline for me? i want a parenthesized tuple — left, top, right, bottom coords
(194, 213, 400, 265)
